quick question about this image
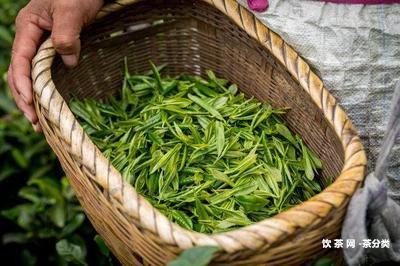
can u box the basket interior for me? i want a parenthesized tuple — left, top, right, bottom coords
(51, 0, 344, 187)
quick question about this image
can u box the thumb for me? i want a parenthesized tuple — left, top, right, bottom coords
(51, 7, 84, 67)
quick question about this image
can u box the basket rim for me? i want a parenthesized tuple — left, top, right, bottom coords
(31, 0, 367, 253)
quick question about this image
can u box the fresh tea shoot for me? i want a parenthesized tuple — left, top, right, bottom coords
(70, 61, 323, 234)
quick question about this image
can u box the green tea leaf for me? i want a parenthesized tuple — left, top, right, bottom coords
(56, 239, 87, 266)
(300, 140, 314, 180)
(208, 168, 233, 186)
(150, 60, 164, 92)
(313, 258, 336, 266)
(61, 213, 85, 237)
(215, 121, 225, 157)
(151, 144, 182, 174)
(2, 233, 28, 245)
(224, 149, 257, 175)
(275, 124, 298, 148)
(236, 194, 269, 211)
(171, 210, 193, 230)
(228, 84, 238, 95)
(195, 199, 209, 220)
(167, 246, 218, 266)
(188, 94, 223, 120)
(49, 203, 66, 228)
(94, 235, 110, 257)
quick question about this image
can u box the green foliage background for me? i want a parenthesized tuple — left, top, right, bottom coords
(0, 1, 113, 265)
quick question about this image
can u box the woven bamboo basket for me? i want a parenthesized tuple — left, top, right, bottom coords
(31, 0, 367, 265)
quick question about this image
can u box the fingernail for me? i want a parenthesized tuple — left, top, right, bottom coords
(62, 54, 78, 67)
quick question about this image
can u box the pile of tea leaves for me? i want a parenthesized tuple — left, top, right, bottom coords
(70, 61, 322, 234)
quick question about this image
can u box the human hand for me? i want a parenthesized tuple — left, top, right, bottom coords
(7, 0, 104, 132)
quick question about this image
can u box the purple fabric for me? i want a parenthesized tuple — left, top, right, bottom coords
(246, 0, 400, 13)
(324, 0, 400, 3)
(247, 0, 269, 12)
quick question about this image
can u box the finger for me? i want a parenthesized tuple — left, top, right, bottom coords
(51, 6, 84, 67)
(9, 77, 38, 124)
(7, 64, 17, 95)
(8, 66, 38, 124)
(12, 9, 45, 106)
